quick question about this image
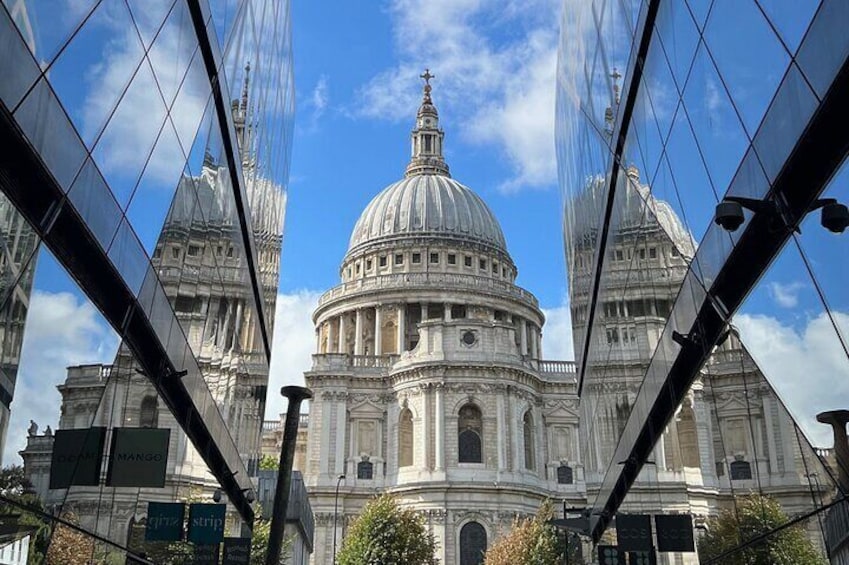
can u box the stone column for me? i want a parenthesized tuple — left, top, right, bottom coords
(421, 385, 431, 469)
(335, 393, 347, 475)
(374, 306, 382, 356)
(496, 388, 506, 470)
(355, 309, 364, 355)
(326, 318, 336, 354)
(435, 384, 445, 471)
(397, 304, 406, 353)
(421, 302, 428, 321)
(338, 315, 346, 354)
(315, 328, 321, 353)
(507, 387, 517, 471)
(444, 303, 451, 321)
(520, 319, 528, 356)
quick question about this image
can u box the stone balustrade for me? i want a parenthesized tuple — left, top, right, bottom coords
(317, 272, 539, 308)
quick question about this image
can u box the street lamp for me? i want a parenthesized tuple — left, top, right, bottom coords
(333, 474, 346, 562)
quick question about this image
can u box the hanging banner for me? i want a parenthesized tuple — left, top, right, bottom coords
(615, 514, 653, 551)
(655, 514, 695, 552)
(188, 503, 227, 544)
(145, 502, 185, 541)
(49, 427, 107, 489)
(222, 537, 251, 565)
(106, 428, 170, 487)
(194, 543, 220, 565)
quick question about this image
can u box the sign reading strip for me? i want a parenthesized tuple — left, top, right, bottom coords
(188, 504, 227, 544)
(145, 502, 185, 541)
(106, 428, 170, 487)
(49, 427, 107, 489)
(222, 537, 251, 565)
(615, 514, 653, 551)
(655, 514, 695, 552)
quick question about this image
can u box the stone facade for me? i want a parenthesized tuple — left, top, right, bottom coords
(303, 80, 585, 565)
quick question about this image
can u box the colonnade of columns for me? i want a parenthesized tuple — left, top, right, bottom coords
(315, 302, 543, 358)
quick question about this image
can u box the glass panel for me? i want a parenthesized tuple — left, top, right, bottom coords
(752, 63, 818, 184)
(756, 0, 820, 54)
(655, 0, 699, 91)
(682, 41, 750, 194)
(107, 219, 148, 297)
(1, 0, 98, 65)
(0, 5, 40, 109)
(703, 0, 790, 137)
(91, 57, 168, 209)
(796, 0, 849, 100)
(125, 119, 187, 254)
(126, 0, 177, 49)
(147, 0, 198, 108)
(66, 158, 122, 251)
(45, 0, 144, 147)
(13, 78, 88, 192)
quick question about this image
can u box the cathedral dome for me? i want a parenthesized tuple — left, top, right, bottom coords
(347, 174, 507, 254)
(346, 69, 508, 258)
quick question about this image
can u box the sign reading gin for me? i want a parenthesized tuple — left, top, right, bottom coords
(106, 428, 170, 487)
(49, 428, 107, 489)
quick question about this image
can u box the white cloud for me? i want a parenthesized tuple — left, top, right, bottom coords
(311, 76, 329, 118)
(734, 310, 849, 447)
(265, 290, 322, 418)
(4, 291, 118, 465)
(767, 281, 805, 308)
(541, 299, 575, 361)
(355, 0, 561, 191)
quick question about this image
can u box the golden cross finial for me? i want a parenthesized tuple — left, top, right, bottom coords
(610, 67, 621, 104)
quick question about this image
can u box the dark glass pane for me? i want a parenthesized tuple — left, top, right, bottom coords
(557, 465, 574, 485)
(730, 460, 752, 480)
(356, 461, 373, 480)
(458, 429, 482, 464)
(459, 522, 487, 565)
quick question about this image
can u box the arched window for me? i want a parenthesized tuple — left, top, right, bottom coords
(458, 404, 482, 463)
(523, 410, 535, 470)
(459, 522, 487, 565)
(399, 409, 413, 467)
(677, 403, 701, 468)
(557, 465, 573, 485)
(730, 460, 752, 480)
(140, 396, 158, 428)
(357, 460, 373, 480)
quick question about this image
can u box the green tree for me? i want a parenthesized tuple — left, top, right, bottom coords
(484, 499, 566, 565)
(259, 455, 279, 471)
(698, 493, 826, 565)
(336, 494, 438, 565)
(0, 465, 50, 564)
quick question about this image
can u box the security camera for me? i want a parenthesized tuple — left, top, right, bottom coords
(213, 488, 222, 503)
(821, 201, 849, 233)
(714, 200, 745, 232)
(245, 490, 255, 504)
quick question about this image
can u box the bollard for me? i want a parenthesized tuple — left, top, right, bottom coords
(265, 386, 312, 565)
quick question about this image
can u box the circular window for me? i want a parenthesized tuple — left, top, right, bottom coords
(425, 118, 431, 124)
(461, 331, 477, 346)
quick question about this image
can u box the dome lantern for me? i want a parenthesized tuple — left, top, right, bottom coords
(405, 69, 450, 178)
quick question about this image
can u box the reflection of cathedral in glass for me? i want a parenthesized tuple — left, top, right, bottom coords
(568, 164, 828, 559)
(19, 67, 286, 538)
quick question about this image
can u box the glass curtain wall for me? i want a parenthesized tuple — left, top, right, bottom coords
(557, 0, 849, 562)
(0, 0, 293, 562)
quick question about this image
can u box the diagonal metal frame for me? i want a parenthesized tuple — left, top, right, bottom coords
(584, 0, 849, 542)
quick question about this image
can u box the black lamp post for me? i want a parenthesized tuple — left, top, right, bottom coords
(265, 386, 312, 565)
(333, 473, 346, 562)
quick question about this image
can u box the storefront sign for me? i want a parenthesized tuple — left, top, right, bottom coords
(145, 502, 185, 541)
(49, 427, 107, 489)
(107, 428, 170, 487)
(655, 514, 695, 552)
(222, 537, 251, 565)
(616, 514, 653, 551)
(188, 504, 226, 544)
(194, 543, 220, 565)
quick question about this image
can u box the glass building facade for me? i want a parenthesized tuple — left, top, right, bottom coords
(557, 0, 849, 562)
(0, 0, 294, 562)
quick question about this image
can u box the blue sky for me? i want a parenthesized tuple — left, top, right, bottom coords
(5, 0, 849, 462)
